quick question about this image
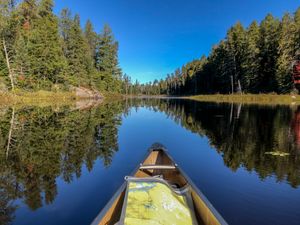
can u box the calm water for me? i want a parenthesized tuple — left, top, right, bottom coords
(1, 98, 300, 225)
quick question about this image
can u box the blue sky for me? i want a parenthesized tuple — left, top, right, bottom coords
(54, 0, 300, 83)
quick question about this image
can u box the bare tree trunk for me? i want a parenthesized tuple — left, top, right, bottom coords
(237, 103, 242, 119)
(6, 107, 15, 159)
(230, 102, 233, 123)
(3, 38, 14, 92)
(238, 80, 242, 94)
(230, 76, 234, 94)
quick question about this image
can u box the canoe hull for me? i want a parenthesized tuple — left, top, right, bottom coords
(91, 143, 228, 225)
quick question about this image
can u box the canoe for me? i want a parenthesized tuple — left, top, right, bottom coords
(91, 143, 228, 225)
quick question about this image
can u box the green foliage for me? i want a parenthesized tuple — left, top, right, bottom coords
(84, 19, 97, 62)
(0, 0, 17, 88)
(60, 10, 95, 87)
(0, 1, 123, 92)
(294, 8, 300, 53)
(276, 13, 295, 93)
(28, 0, 66, 88)
(241, 21, 260, 92)
(95, 24, 122, 92)
(258, 14, 280, 92)
(135, 8, 300, 95)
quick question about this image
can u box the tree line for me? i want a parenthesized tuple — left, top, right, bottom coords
(0, 0, 122, 92)
(127, 8, 300, 95)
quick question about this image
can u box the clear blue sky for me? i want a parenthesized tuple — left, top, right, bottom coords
(54, 0, 300, 83)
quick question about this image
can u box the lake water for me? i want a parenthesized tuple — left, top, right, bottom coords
(1, 98, 300, 225)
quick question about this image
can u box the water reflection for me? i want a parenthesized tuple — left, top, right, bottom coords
(135, 98, 300, 187)
(0, 102, 126, 224)
(0, 99, 300, 225)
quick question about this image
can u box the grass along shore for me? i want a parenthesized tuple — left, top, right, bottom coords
(184, 94, 300, 105)
(0, 90, 77, 106)
(2, 91, 299, 106)
(0, 89, 124, 107)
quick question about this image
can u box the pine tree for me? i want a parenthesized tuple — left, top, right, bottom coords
(96, 24, 121, 92)
(258, 14, 280, 92)
(0, 0, 17, 90)
(209, 41, 233, 93)
(14, 0, 66, 89)
(59, 9, 93, 87)
(34, 0, 66, 86)
(276, 13, 295, 93)
(226, 22, 246, 93)
(84, 20, 97, 63)
(294, 8, 300, 53)
(242, 21, 260, 92)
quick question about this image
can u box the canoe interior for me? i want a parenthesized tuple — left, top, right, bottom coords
(96, 149, 224, 225)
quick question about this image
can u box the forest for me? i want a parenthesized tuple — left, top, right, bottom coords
(126, 8, 300, 95)
(0, 0, 122, 92)
(2, 1, 300, 96)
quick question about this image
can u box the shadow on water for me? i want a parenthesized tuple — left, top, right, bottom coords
(0, 98, 300, 224)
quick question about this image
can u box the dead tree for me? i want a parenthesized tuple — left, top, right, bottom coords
(3, 38, 15, 92)
(6, 107, 15, 159)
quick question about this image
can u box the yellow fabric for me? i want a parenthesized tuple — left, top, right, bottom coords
(124, 181, 194, 225)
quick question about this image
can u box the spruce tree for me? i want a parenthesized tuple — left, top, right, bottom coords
(0, 0, 17, 89)
(276, 13, 295, 93)
(242, 21, 260, 92)
(226, 22, 246, 92)
(0, 1, 10, 87)
(59, 9, 93, 87)
(14, 0, 66, 89)
(96, 24, 121, 92)
(258, 14, 280, 92)
(84, 20, 97, 63)
(294, 8, 300, 54)
(34, 0, 66, 86)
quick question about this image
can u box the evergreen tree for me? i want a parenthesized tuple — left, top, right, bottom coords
(226, 22, 246, 92)
(59, 9, 93, 87)
(96, 24, 121, 92)
(84, 19, 97, 63)
(258, 14, 280, 92)
(242, 21, 260, 92)
(276, 13, 295, 93)
(13, 0, 35, 88)
(211, 41, 233, 93)
(0, 0, 17, 89)
(294, 8, 300, 53)
(34, 0, 66, 86)
(14, 0, 66, 89)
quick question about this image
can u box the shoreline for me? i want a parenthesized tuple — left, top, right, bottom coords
(127, 94, 300, 105)
(183, 94, 300, 105)
(0, 90, 124, 107)
(2, 91, 300, 106)
(0, 90, 77, 106)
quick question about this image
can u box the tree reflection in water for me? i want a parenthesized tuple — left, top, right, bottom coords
(1, 99, 300, 224)
(134, 98, 300, 188)
(0, 102, 126, 224)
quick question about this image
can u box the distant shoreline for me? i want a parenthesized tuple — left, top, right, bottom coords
(2, 91, 300, 106)
(183, 94, 300, 105)
(126, 94, 300, 105)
